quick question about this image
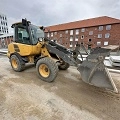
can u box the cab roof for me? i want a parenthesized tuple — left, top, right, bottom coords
(11, 21, 31, 28)
(11, 22, 22, 28)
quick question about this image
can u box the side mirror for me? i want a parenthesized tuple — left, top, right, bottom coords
(40, 26, 45, 31)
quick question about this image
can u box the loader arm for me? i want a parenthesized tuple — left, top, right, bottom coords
(46, 43, 77, 66)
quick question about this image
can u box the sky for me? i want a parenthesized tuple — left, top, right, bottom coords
(0, 0, 120, 33)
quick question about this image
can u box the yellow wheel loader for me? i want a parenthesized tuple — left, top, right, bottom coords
(7, 19, 118, 92)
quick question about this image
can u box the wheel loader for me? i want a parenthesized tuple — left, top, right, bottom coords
(7, 19, 118, 93)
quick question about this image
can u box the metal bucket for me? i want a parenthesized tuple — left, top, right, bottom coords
(77, 48, 118, 93)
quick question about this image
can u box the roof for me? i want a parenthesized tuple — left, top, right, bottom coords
(46, 16, 120, 32)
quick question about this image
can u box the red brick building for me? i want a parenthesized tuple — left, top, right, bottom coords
(0, 33, 13, 48)
(45, 16, 120, 49)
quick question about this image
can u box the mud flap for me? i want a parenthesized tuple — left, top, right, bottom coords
(77, 48, 118, 93)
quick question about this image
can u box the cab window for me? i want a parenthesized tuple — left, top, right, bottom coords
(17, 27, 30, 45)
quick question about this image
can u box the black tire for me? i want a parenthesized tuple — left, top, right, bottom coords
(58, 62, 70, 70)
(36, 57, 58, 82)
(10, 55, 25, 72)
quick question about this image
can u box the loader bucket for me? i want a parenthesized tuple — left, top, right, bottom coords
(77, 48, 118, 93)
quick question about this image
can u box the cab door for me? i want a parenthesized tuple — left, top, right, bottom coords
(14, 25, 33, 56)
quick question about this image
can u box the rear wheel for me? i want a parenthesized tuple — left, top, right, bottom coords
(36, 57, 58, 82)
(58, 61, 70, 70)
(10, 55, 25, 72)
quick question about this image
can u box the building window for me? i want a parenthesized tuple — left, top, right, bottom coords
(70, 30, 73, 35)
(75, 29, 79, 35)
(70, 36, 73, 41)
(47, 33, 50, 37)
(106, 25, 111, 30)
(104, 41, 108, 46)
(89, 31, 93, 35)
(105, 33, 110, 38)
(70, 42, 73, 47)
(81, 35, 84, 39)
(81, 28, 85, 32)
(65, 30, 68, 34)
(75, 36, 78, 41)
(54, 32, 57, 35)
(97, 41, 101, 46)
(99, 26, 103, 31)
(60, 34, 62, 37)
(51, 32, 53, 37)
(98, 34, 102, 38)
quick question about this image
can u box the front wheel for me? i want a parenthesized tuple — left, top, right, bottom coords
(10, 55, 25, 72)
(36, 57, 58, 82)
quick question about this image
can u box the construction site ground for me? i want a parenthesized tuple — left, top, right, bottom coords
(0, 55, 120, 120)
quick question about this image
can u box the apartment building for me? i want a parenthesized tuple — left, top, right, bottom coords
(0, 33, 13, 48)
(0, 13, 9, 35)
(45, 16, 120, 49)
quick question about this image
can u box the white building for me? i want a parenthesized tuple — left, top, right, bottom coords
(0, 13, 9, 35)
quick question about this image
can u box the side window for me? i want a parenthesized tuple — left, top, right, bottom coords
(17, 27, 30, 44)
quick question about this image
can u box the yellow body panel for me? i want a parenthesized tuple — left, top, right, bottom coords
(7, 42, 50, 60)
(7, 42, 42, 57)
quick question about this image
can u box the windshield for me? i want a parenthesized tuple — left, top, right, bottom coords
(29, 24, 45, 44)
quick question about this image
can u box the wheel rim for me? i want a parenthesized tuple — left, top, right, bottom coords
(11, 58, 18, 69)
(39, 64, 50, 78)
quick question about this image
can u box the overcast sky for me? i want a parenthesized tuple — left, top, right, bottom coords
(0, 0, 120, 33)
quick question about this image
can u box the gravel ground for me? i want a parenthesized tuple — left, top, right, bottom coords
(0, 56, 120, 120)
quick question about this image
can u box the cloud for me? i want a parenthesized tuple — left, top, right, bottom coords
(0, 0, 120, 33)
(7, 17, 21, 33)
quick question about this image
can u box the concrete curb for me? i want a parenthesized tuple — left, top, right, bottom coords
(0, 53, 7, 56)
(0, 49, 7, 56)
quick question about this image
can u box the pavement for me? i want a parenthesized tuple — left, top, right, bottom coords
(0, 48, 7, 55)
(0, 56, 120, 120)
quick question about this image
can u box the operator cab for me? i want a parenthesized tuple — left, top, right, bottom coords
(11, 19, 45, 45)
